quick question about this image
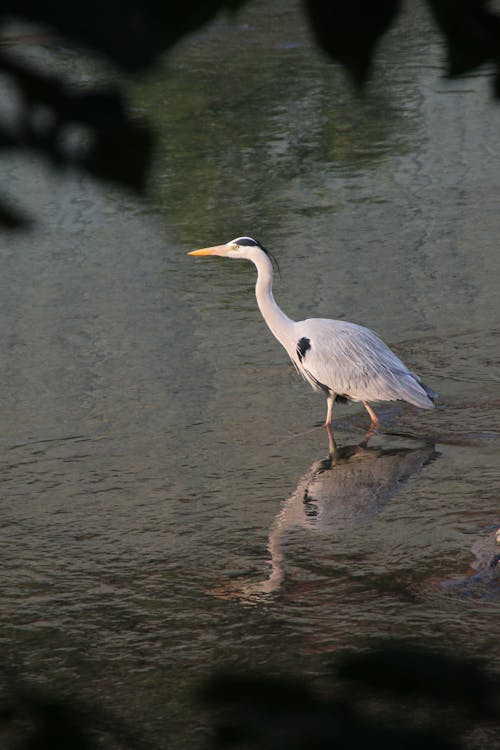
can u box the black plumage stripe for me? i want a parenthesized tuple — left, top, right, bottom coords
(296, 336, 311, 362)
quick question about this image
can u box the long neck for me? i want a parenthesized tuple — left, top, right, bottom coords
(253, 251, 294, 346)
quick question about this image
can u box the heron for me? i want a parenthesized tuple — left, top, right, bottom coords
(188, 236, 437, 428)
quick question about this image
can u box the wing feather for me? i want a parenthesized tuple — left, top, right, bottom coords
(291, 319, 434, 408)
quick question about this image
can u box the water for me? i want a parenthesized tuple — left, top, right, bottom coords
(1, 2, 499, 747)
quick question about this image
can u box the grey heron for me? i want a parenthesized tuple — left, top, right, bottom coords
(188, 236, 437, 428)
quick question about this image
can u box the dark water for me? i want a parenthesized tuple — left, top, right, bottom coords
(1, 2, 499, 747)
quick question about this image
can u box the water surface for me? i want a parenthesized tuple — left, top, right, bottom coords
(1, 2, 499, 747)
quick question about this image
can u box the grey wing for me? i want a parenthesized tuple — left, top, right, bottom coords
(294, 319, 434, 408)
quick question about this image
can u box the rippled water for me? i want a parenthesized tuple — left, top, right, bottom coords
(1, 2, 499, 747)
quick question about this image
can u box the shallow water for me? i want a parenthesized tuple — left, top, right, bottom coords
(1, 1, 499, 747)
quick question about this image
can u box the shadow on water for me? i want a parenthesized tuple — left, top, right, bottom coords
(213, 427, 439, 601)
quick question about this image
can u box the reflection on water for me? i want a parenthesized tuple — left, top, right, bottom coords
(216, 428, 438, 600)
(442, 527, 500, 598)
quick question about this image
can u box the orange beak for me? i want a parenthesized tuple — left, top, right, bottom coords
(188, 244, 229, 257)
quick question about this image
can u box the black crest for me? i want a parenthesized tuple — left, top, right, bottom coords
(235, 237, 259, 247)
(233, 236, 281, 276)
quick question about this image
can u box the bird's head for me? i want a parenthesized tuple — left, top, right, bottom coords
(188, 236, 267, 261)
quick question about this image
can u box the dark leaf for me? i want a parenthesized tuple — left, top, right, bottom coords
(201, 666, 458, 750)
(303, 0, 401, 88)
(201, 672, 315, 710)
(24, 700, 90, 750)
(426, 0, 500, 80)
(83, 120, 154, 193)
(337, 645, 500, 718)
(0, 197, 30, 229)
(2, 0, 248, 72)
(0, 54, 153, 193)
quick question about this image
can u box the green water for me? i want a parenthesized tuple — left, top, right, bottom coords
(1, 2, 499, 747)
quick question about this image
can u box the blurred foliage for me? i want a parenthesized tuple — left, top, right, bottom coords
(3, 644, 498, 749)
(203, 644, 500, 749)
(0, 665, 149, 750)
(1, 0, 500, 227)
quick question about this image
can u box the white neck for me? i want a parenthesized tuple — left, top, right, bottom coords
(252, 250, 295, 347)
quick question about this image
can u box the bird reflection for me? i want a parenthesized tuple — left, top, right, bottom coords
(214, 427, 437, 600)
(442, 527, 500, 597)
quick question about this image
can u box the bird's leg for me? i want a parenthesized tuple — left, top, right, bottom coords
(362, 401, 379, 428)
(324, 393, 335, 426)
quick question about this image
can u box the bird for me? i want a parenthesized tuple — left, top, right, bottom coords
(188, 236, 437, 428)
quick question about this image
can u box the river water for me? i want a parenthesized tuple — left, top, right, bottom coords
(1, 1, 499, 747)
